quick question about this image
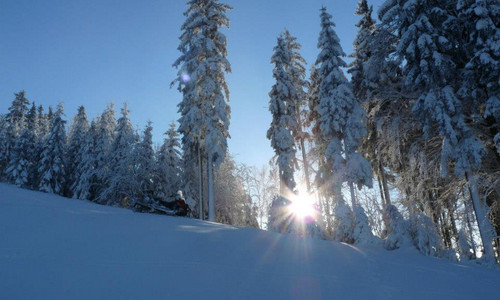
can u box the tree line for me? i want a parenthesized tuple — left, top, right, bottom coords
(266, 0, 499, 263)
(0, 93, 258, 227)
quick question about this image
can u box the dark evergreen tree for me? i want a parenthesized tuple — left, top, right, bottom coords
(66, 106, 89, 197)
(38, 104, 66, 194)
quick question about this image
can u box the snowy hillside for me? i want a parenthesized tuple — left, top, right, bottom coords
(1, 183, 498, 300)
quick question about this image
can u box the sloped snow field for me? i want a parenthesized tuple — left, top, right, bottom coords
(1, 183, 498, 299)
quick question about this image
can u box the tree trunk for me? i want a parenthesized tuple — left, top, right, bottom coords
(198, 145, 203, 220)
(208, 157, 215, 222)
(349, 181, 356, 209)
(378, 160, 391, 206)
(299, 137, 311, 193)
(465, 170, 496, 262)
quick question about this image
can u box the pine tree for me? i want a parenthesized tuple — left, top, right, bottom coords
(99, 104, 135, 206)
(155, 122, 182, 200)
(380, 0, 497, 261)
(267, 33, 297, 196)
(66, 106, 89, 197)
(315, 6, 373, 243)
(283, 29, 312, 193)
(2, 91, 30, 176)
(38, 104, 66, 194)
(173, 0, 232, 222)
(93, 104, 116, 200)
(349, 0, 376, 102)
(72, 121, 97, 200)
(133, 121, 155, 202)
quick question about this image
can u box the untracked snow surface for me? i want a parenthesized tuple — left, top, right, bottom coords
(1, 183, 498, 299)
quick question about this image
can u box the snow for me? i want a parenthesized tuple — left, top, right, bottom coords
(1, 183, 499, 299)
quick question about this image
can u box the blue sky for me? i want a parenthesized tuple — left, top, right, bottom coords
(0, 0, 385, 168)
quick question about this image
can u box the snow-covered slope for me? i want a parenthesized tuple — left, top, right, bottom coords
(1, 183, 498, 300)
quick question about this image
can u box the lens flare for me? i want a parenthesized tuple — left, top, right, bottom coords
(289, 193, 316, 220)
(181, 73, 190, 83)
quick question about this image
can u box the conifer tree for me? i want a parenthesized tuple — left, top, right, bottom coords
(133, 121, 155, 202)
(38, 104, 66, 194)
(72, 121, 97, 200)
(93, 104, 116, 200)
(315, 6, 373, 242)
(173, 0, 232, 222)
(267, 33, 297, 196)
(155, 122, 182, 200)
(66, 106, 89, 197)
(99, 104, 135, 206)
(380, 0, 497, 261)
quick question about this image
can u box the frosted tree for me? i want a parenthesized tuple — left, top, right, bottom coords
(99, 104, 136, 206)
(72, 121, 97, 200)
(173, 0, 232, 222)
(66, 106, 89, 197)
(458, 0, 500, 153)
(5, 130, 33, 187)
(316, 7, 372, 205)
(133, 122, 155, 202)
(348, 0, 376, 102)
(38, 104, 66, 195)
(2, 91, 30, 175)
(267, 33, 297, 196)
(283, 29, 311, 192)
(5, 102, 38, 187)
(380, 0, 497, 261)
(92, 104, 116, 200)
(155, 122, 182, 201)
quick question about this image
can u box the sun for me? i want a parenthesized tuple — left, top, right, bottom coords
(288, 192, 317, 220)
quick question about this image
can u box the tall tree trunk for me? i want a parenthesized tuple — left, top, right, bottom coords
(198, 145, 203, 220)
(378, 160, 391, 206)
(208, 158, 215, 222)
(465, 170, 496, 262)
(299, 137, 311, 193)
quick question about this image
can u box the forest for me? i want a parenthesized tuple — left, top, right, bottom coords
(1, 0, 499, 264)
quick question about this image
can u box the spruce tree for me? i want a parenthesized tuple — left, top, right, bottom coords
(173, 0, 232, 222)
(155, 122, 182, 200)
(315, 6, 372, 242)
(93, 104, 116, 200)
(133, 121, 155, 202)
(283, 29, 311, 192)
(38, 104, 66, 194)
(267, 33, 297, 196)
(66, 106, 89, 197)
(380, 0, 497, 262)
(99, 104, 135, 206)
(72, 121, 97, 200)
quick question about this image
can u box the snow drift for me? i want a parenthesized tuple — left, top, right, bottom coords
(1, 183, 498, 299)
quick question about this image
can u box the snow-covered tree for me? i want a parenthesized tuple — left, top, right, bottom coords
(155, 122, 182, 201)
(315, 6, 372, 208)
(348, 0, 376, 102)
(283, 29, 311, 192)
(173, 0, 232, 222)
(66, 106, 89, 197)
(267, 33, 297, 197)
(380, 0, 497, 262)
(214, 154, 258, 227)
(99, 104, 136, 207)
(38, 104, 66, 195)
(133, 121, 155, 202)
(72, 121, 97, 200)
(92, 104, 116, 200)
(2, 91, 30, 176)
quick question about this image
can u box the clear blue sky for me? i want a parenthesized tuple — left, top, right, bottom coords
(0, 0, 385, 168)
